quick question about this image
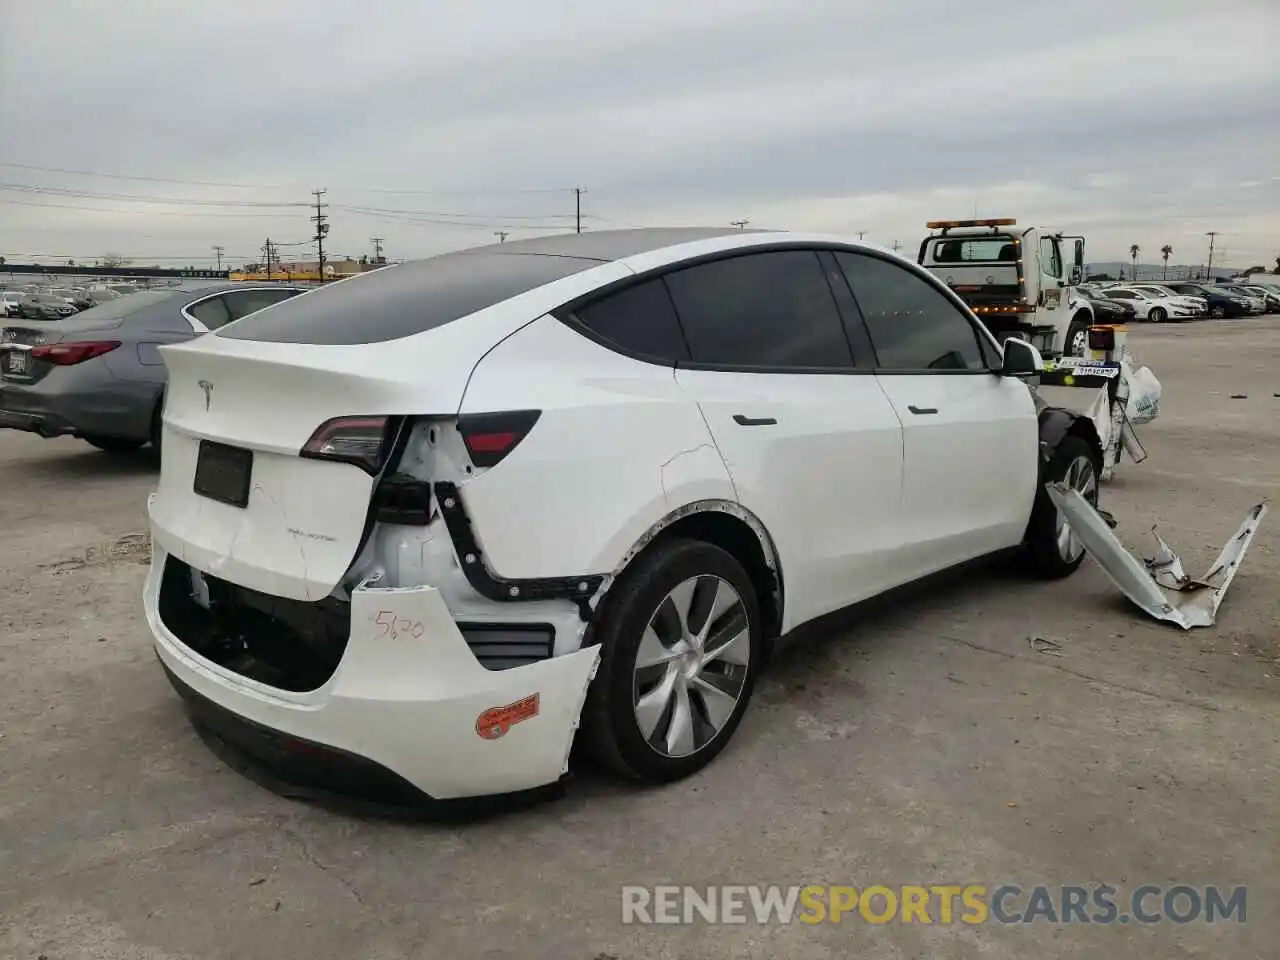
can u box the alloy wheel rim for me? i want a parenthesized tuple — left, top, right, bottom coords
(1070, 329, 1087, 356)
(1055, 455, 1098, 562)
(632, 575, 751, 758)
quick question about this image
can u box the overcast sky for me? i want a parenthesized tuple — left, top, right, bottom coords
(2, 0, 1277, 269)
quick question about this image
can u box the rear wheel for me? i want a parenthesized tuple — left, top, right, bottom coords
(581, 538, 763, 783)
(83, 435, 145, 453)
(1149, 307, 1167, 323)
(1024, 435, 1101, 579)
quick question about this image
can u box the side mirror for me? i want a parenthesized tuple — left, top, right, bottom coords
(1069, 265, 1083, 284)
(1001, 337, 1044, 377)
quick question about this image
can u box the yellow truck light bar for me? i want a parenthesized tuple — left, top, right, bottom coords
(972, 303, 1037, 314)
(926, 218, 1017, 229)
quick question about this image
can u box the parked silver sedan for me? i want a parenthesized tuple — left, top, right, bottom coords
(0, 282, 305, 453)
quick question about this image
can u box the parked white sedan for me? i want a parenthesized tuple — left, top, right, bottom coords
(144, 228, 1106, 807)
(1131, 285, 1207, 317)
(1102, 286, 1200, 322)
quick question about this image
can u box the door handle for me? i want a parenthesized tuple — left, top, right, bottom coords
(733, 414, 777, 426)
(907, 405, 938, 415)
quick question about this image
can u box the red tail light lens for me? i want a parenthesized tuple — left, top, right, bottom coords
(31, 340, 121, 365)
(457, 410, 541, 467)
(301, 415, 396, 474)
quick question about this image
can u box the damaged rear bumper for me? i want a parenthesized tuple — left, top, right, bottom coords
(144, 537, 601, 804)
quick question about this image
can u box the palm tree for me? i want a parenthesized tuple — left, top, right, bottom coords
(1130, 244, 1140, 281)
(1160, 245, 1173, 280)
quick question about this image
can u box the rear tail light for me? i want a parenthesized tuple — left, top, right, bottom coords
(301, 415, 397, 474)
(30, 340, 121, 365)
(456, 410, 541, 468)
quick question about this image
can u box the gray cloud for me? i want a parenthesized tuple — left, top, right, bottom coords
(2, 0, 1277, 267)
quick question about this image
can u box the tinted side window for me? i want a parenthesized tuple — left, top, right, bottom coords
(835, 252, 985, 371)
(663, 250, 853, 368)
(572, 278, 689, 362)
(222, 288, 300, 322)
(187, 295, 232, 329)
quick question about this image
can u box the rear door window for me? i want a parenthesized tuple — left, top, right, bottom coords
(835, 252, 987, 371)
(662, 250, 854, 369)
(570, 278, 690, 362)
(221, 288, 302, 321)
(186, 295, 233, 329)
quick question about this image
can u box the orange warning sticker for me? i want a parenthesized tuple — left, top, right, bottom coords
(475, 693, 540, 740)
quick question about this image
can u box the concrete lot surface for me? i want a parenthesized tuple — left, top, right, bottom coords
(1, 319, 1277, 960)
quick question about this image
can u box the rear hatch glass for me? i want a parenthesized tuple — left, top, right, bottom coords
(216, 250, 601, 345)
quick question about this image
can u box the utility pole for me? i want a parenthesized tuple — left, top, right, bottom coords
(494, 230, 509, 244)
(371, 237, 385, 263)
(212, 245, 224, 271)
(857, 231, 866, 240)
(731, 219, 750, 230)
(573, 187, 586, 234)
(262, 238, 278, 278)
(891, 239, 902, 252)
(311, 188, 330, 282)
(1205, 231, 1218, 279)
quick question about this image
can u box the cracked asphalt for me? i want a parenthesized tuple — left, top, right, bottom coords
(1, 318, 1277, 959)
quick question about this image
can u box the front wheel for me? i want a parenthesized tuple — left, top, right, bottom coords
(1024, 435, 1101, 579)
(1210, 304, 1226, 319)
(1065, 316, 1090, 357)
(1149, 307, 1167, 323)
(581, 538, 763, 783)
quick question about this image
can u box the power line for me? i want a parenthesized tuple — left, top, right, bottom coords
(371, 237, 385, 262)
(0, 197, 298, 218)
(0, 182, 309, 208)
(0, 161, 286, 189)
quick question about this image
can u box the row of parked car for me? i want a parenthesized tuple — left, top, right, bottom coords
(0, 281, 144, 321)
(1078, 278, 1279, 323)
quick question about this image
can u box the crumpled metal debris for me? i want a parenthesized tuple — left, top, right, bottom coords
(1046, 483, 1268, 630)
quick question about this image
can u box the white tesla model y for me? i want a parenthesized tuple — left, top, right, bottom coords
(144, 228, 1103, 807)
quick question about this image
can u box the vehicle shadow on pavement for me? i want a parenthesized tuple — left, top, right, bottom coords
(9, 446, 159, 480)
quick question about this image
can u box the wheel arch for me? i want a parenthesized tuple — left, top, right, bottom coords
(597, 499, 785, 644)
(1038, 407, 1104, 474)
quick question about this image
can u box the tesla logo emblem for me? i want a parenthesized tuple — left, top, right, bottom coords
(198, 380, 213, 411)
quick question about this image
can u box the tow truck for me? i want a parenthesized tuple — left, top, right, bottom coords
(918, 218, 1094, 358)
(918, 218, 1154, 480)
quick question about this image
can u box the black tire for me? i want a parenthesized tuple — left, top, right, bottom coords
(581, 537, 764, 783)
(83, 435, 146, 453)
(1065, 316, 1090, 357)
(1024, 435, 1102, 580)
(1149, 307, 1166, 323)
(1210, 304, 1226, 319)
(150, 396, 164, 457)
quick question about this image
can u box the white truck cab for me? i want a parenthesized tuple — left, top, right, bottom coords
(918, 218, 1094, 358)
